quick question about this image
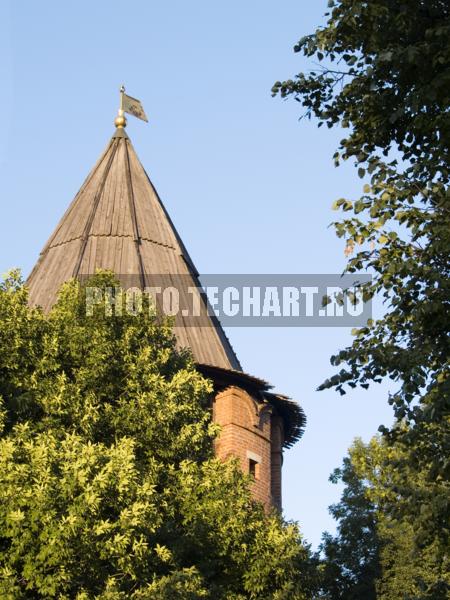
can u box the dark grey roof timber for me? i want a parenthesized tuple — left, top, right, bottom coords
(27, 127, 241, 371)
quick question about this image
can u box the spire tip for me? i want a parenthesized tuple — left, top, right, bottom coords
(114, 115, 127, 129)
(115, 85, 127, 128)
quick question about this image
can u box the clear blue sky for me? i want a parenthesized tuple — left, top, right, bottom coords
(1, 0, 394, 548)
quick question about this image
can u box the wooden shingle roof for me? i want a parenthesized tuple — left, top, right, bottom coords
(26, 123, 305, 447)
(26, 127, 242, 372)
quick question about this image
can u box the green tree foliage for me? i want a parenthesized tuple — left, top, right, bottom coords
(273, 0, 449, 570)
(320, 438, 449, 600)
(319, 443, 380, 600)
(0, 272, 313, 599)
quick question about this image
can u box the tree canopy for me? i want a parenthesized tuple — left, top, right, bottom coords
(319, 438, 449, 600)
(319, 441, 380, 600)
(273, 0, 449, 596)
(0, 272, 313, 599)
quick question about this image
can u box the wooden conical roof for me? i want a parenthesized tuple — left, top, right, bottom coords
(27, 127, 241, 371)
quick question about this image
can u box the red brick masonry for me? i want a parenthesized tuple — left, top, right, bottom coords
(213, 386, 284, 509)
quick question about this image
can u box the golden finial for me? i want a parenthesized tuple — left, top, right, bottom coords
(114, 85, 127, 128)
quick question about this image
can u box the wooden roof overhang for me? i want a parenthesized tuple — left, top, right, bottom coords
(198, 364, 305, 448)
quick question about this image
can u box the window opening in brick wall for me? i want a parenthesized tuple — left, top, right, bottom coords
(249, 458, 260, 480)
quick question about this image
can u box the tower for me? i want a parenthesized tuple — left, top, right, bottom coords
(26, 100, 305, 509)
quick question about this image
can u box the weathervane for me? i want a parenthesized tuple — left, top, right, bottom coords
(114, 85, 149, 128)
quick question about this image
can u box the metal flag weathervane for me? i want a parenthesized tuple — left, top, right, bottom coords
(115, 85, 148, 128)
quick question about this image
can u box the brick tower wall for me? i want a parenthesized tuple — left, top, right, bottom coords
(270, 415, 284, 510)
(213, 386, 282, 509)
